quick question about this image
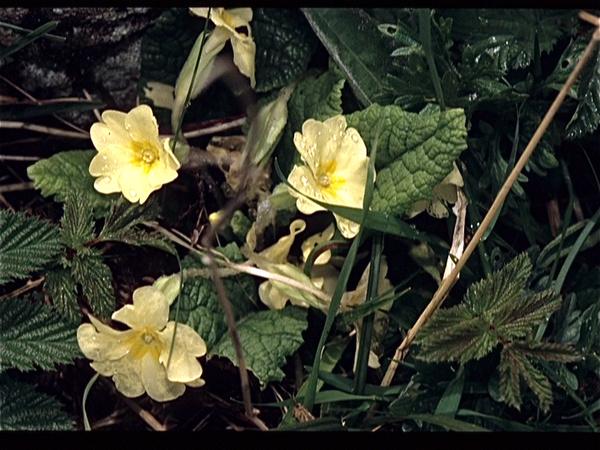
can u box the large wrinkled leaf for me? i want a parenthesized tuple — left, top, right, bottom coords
(0, 375, 75, 430)
(273, 62, 345, 177)
(302, 8, 396, 107)
(345, 104, 467, 216)
(211, 306, 308, 386)
(172, 245, 258, 349)
(253, 8, 319, 93)
(0, 297, 81, 372)
(0, 209, 62, 285)
(27, 150, 118, 216)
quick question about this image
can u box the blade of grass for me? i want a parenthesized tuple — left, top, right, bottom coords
(405, 413, 489, 431)
(434, 364, 465, 418)
(0, 21, 58, 60)
(82, 373, 99, 431)
(302, 118, 383, 412)
(420, 9, 445, 111)
(456, 409, 534, 431)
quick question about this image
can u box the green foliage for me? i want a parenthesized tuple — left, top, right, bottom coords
(27, 150, 118, 216)
(0, 209, 62, 285)
(253, 8, 319, 92)
(212, 306, 308, 386)
(274, 61, 345, 176)
(303, 8, 396, 107)
(566, 42, 600, 139)
(416, 253, 580, 412)
(60, 190, 95, 251)
(70, 252, 114, 318)
(0, 375, 75, 430)
(0, 297, 81, 372)
(173, 247, 259, 349)
(44, 267, 79, 323)
(345, 104, 467, 216)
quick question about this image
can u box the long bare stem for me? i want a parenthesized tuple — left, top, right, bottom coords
(381, 18, 600, 387)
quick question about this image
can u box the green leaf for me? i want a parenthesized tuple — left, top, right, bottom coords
(253, 8, 319, 93)
(537, 220, 600, 269)
(173, 247, 259, 350)
(211, 306, 308, 386)
(509, 340, 581, 363)
(462, 10, 571, 72)
(346, 104, 467, 216)
(44, 267, 80, 323)
(0, 375, 75, 430)
(566, 42, 600, 139)
(138, 8, 203, 92)
(435, 364, 465, 418)
(27, 150, 119, 216)
(71, 252, 114, 319)
(0, 297, 81, 372)
(274, 62, 345, 177)
(302, 8, 396, 107)
(499, 344, 555, 413)
(60, 190, 95, 251)
(0, 209, 62, 285)
(405, 413, 489, 432)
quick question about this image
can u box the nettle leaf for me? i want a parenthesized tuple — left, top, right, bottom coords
(566, 42, 600, 139)
(0, 297, 81, 372)
(0, 209, 62, 285)
(274, 62, 345, 177)
(172, 245, 258, 350)
(71, 252, 114, 319)
(510, 340, 581, 363)
(44, 267, 80, 323)
(345, 104, 467, 216)
(500, 344, 554, 413)
(60, 190, 95, 251)
(0, 375, 75, 430)
(540, 35, 587, 96)
(211, 306, 308, 387)
(253, 8, 319, 93)
(27, 150, 119, 216)
(464, 10, 571, 73)
(464, 252, 531, 317)
(303, 8, 396, 107)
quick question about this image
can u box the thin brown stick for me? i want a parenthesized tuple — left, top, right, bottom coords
(0, 182, 34, 193)
(119, 396, 167, 431)
(0, 277, 45, 301)
(182, 116, 246, 139)
(381, 21, 600, 387)
(0, 155, 40, 161)
(0, 121, 89, 139)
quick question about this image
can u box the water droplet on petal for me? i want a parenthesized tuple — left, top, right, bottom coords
(102, 155, 108, 160)
(301, 176, 308, 186)
(351, 134, 359, 143)
(103, 176, 111, 184)
(129, 189, 137, 197)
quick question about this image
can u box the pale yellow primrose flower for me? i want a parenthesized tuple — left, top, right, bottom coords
(288, 116, 373, 239)
(89, 105, 180, 204)
(409, 162, 464, 219)
(77, 277, 206, 402)
(190, 7, 256, 88)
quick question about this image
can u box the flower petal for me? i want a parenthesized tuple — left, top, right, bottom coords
(124, 105, 161, 149)
(117, 166, 157, 204)
(77, 319, 134, 361)
(147, 159, 178, 188)
(288, 165, 326, 215)
(301, 223, 335, 265)
(333, 214, 361, 239)
(94, 356, 146, 398)
(159, 322, 206, 383)
(112, 286, 169, 331)
(231, 35, 256, 87)
(90, 121, 131, 153)
(260, 219, 305, 264)
(89, 144, 133, 177)
(258, 280, 290, 310)
(141, 353, 186, 402)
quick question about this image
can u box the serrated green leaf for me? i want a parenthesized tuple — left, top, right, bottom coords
(510, 340, 581, 363)
(211, 306, 308, 386)
(27, 150, 119, 216)
(0, 375, 75, 430)
(71, 252, 114, 319)
(540, 35, 586, 96)
(253, 8, 319, 93)
(495, 289, 563, 339)
(60, 190, 95, 250)
(499, 346, 524, 411)
(0, 297, 81, 372)
(99, 197, 160, 240)
(463, 10, 571, 72)
(274, 62, 345, 177)
(303, 8, 396, 107)
(566, 43, 600, 139)
(44, 267, 80, 323)
(464, 252, 531, 315)
(0, 209, 62, 285)
(345, 104, 467, 216)
(173, 248, 258, 349)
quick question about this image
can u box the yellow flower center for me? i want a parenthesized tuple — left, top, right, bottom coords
(317, 173, 331, 187)
(126, 328, 162, 361)
(131, 141, 159, 173)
